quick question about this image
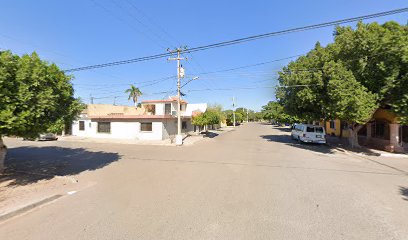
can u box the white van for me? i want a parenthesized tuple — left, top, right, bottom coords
(291, 124, 326, 144)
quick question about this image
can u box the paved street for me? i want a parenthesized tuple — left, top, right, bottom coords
(1, 123, 408, 239)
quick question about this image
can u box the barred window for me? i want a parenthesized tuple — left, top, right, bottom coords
(97, 122, 111, 133)
(165, 104, 171, 115)
(79, 121, 85, 131)
(141, 122, 152, 132)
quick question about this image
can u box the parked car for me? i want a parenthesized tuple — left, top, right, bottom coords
(291, 124, 326, 144)
(38, 133, 58, 141)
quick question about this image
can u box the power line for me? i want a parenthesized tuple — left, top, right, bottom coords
(64, 8, 408, 73)
(185, 8, 408, 53)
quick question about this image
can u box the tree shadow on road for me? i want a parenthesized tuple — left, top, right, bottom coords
(260, 134, 336, 154)
(399, 187, 408, 201)
(272, 126, 292, 133)
(261, 133, 382, 156)
(204, 132, 219, 138)
(0, 146, 120, 187)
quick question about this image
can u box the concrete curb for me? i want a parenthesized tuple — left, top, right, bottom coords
(0, 194, 63, 223)
(329, 144, 408, 158)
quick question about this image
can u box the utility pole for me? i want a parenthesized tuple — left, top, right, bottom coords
(113, 96, 118, 106)
(90, 94, 94, 104)
(232, 97, 236, 127)
(168, 47, 187, 145)
(246, 108, 249, 123)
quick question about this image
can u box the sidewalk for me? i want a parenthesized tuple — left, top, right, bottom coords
(325, 136, 408, 174)
(58, 135, 172, 146)
(183, 126, 236, 146)
(326, 135, 408, 158)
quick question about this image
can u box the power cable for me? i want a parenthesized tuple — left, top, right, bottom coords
(63, 8, 408, 73)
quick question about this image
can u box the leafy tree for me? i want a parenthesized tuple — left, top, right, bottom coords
(207, 104, 226, 123)
(125, 84, 142, 106)
(223, 110, 244, 126)
(261, 101, 299, 124)
(0, 51, 83, 172)
(192, 109, 221, 131)
(277, 21, 407, 147)
(253, 112, 264, 121)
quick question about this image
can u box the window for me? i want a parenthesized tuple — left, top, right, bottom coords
(315, 127, 324, 133)
(165, 104, 171, 115)
(341, 121, 348, 130)
(306, 127, 315, 132)
(182, 121, 187, 129)
(371, 120, 390, 140)
(402, 126, 408, 143)
(329, 121, 335, 129)
(97, 122, 111, 133)
(141, 122, 152, 132)
(79, 121, 85, 131)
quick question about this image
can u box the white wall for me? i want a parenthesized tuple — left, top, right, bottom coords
(72, 120, 164, 140)
(72, 119, 93, 137)
(155, 103, 165, 115)
(137, 121, 163, 140)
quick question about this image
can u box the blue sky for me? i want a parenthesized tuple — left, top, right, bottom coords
(1, 1, 407, 111)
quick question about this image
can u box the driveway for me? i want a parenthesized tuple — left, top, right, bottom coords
(1, 123, 408, 239)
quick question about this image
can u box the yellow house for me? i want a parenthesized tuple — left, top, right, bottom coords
(322, 119, 349, 138)
(322, 109, 407, 153)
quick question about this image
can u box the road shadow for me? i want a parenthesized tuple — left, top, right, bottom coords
(272, 126, 292, 132)
(260, 134, 336, 154)
(399, 187, 408, 201)
(262, 131, 381, 156)
(0, 146, 120, 186)
(204, 132, 219, 138)
(329, 141, 381, 156)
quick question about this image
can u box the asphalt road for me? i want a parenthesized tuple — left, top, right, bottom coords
(1, 123, 408, 239)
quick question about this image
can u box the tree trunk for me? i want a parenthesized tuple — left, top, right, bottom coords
(348, 124, 363, 148)
(0, 136, 7, 173)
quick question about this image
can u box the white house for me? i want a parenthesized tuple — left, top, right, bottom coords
(72, 97, 207, 141)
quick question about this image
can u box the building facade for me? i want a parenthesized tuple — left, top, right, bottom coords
(322, 109, 407, 153)
(72, 98, 207, 141)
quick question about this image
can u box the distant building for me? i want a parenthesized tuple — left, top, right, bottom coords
(72, 97, 207, 141)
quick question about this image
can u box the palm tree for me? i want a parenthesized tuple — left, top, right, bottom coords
(125, 84, 143, 107)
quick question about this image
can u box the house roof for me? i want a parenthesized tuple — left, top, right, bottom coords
(141, 96, 188, 104)
(88, 115, 191, 120)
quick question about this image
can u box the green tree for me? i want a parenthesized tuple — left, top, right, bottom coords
(223, 110, 244, 126)
(261, 101, 299, 124)
(277, 21, 407, 147)
(192, 109, 221, 131)
(207, 104, 226, 123)
(125, 84, 143, 107)
(0, 51, 83, 172)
